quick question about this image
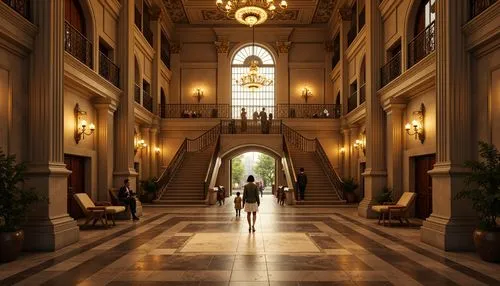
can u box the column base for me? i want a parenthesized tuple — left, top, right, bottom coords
(358, 169, 387, 218)
(421, 214, 476, 251)
(23, 214, 79, 251)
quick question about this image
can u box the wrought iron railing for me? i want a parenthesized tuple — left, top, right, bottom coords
(220, 119, 282, 135)
(408, 21, 435, 69)
(314, 139, 344, 200)
(470, 0, 497, 19)
(134, 84, 140, 104)
(2, 0, 29, 20)
(276, 104, 341, 119)
(143, 90, 153, 113)
(187, 124, 221, 151)
(381, 51, 401, 87)
(204, 135, 221, 198)
(347, 27, 357, 47)
(99, 52, 119, 87)
(359, 84, 366, 104)
(159, 104, 230, 118)
(282, 134, 297, 191)
(64, 21, 93, 68)
(281, 123, 316, 152)
(347, 92, 358, 113)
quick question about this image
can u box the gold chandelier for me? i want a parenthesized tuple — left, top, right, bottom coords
(236, 27, 273, 90)
(216, 0, 288, 27)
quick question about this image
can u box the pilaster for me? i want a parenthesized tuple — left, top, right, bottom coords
(114, 0, 138, 188)
(324, 42, 334, 104)
(215, 38, 230, 104)
(151, 8, 162, 115)
(358, 0, 387, 218)
(140, 126, 151, 179)
(384, 101, 405, 199)
(276, 41, 291, 104)
(23, 0, 79, 251)
(349, 127, 359, 180)
(338, 8, 351, 115)
(95, 100, 116, 201)
(150, 124, 159, 178)
(170, 42, 181, 103)
(421, 0, 476, 251)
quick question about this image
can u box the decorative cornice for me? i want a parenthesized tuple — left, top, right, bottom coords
(214, 40, 230, 53)
(338, 8, 352, 21)
(276, 41, 292, 53)
(0, 3, 37, 55)
(462, 1, 500, 52)
(379, 0, 402, 20)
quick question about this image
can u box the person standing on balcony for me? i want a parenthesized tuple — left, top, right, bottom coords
(259, 108, 267, 134)
(243, 175, 260, 233)
(241, 108, 247, 132)
(297, 168, 308, 202)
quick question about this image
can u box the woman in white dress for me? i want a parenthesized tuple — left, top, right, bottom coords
(243, 175, 260, 232)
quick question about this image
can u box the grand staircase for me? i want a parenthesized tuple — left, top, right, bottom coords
(289, 147, 345, 205)
(154, 147, 213, 205)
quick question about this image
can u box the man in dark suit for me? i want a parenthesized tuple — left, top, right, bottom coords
(297, 168, 308, 201)
(119, 179, 139, 220)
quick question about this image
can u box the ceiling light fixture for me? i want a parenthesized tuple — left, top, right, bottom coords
(235, 27, 273, 90)
(216, 0, 288, 27)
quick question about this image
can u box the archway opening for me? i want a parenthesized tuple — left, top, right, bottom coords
(231, 152, 276, 197)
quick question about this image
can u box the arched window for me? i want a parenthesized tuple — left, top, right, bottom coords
(65, 0, 86, 35)
(408, 0, 436, 68)
(231, 45, 275, 119)
(415, 0, 436, 36)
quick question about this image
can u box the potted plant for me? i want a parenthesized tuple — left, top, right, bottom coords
(140, 177, 157, 203)
(376, 187, 393, 204)
(455, 141, 500, 262)
(342, 177, 358, 203)
(0, 150, 41, 262)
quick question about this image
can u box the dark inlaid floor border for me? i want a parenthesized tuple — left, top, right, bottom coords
(323, 217, 459, 285)
(334, 213, 500, 285)
(0, 212, 168, 286)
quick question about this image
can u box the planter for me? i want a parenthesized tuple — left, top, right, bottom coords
(473, 228, 500, 263)
(344, 191, 357, 203)
(0, 229, 24, 263)
(140, 192, 156, 203)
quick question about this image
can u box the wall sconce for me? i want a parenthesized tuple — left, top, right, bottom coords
(339, 147, 345, 154)
(405, 103, 425, 144)
(193, 88, 204, 103)
(154, 147, 161, 154)
(134, 139, 147, 154)
(353, 138, 366, 155)
(302, 87, 312, 103)
(74, 103, 95, 144)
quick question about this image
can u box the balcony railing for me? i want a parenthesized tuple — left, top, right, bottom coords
(134, 84, 140, 104)
(470, 0, 497, 19)
(220, 119, 282, 135)
(159, 104, 230, 118)
(381, 51, 401, 87)
(64, 21, 93, 68)
(2, 0, 29, 20)
(276, 104, 341, 119)
(142, 91, 153, 113)
(359, 84, 366, 104)
(347, 92, 358, 113)
(99, 52, 119, 87)
(347, 27, 356, 47)
(408, 21, 435, 69)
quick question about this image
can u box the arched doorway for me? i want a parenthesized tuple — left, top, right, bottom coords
(231, 152, 276, 197)
(231, 45, 275, 119)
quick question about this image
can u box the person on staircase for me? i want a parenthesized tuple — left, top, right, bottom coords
(243, 175, 260, 232)
(297, 168, 308, 202)
(118, 179, 139, 220)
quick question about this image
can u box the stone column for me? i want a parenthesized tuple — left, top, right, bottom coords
(140, 126, 151, 180)
(150, 123, 159, 178)
(338, 8, 352, 115)
(276, 41, 291, 104)
(23, 0, 79, 250)
(95, 100, 117, 201)
(421, 0, 475, 251)
(151, 7, 162, 115)
(114, 0, 138, 188)
(170, 43, 181, 103)
(384, 100, 405, 199)
(358, 0, 387, 218)
(215, 38, 230, 105)
(349, 127, 359, 180)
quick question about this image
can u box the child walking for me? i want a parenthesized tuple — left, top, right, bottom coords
(234, 192, 242, 217)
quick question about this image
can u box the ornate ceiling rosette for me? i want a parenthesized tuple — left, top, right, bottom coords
(162, 0, 189, 24)
(312, 0, 336, 23)
(202, 9, 299, 22)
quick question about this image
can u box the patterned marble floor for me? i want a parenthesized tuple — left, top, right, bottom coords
(1, 195, 499, 286)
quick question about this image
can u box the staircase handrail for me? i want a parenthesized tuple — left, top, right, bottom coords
(282, 135, 297, 187)
(155, 139, 187, 199)
(281, 123, 316, 151)
(186, 124, 221, 151)
(314, 139, 345, 200)
(204, 135, 221, 198)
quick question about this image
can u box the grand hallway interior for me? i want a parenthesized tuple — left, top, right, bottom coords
(1, 198, 499, 286)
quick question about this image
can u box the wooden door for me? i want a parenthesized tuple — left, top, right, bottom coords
(64, 155, 86, 219)
(414, 154, 435, 219)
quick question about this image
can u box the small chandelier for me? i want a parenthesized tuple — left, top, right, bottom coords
(236, 27, 273, 90)
(216, 0, 288, 27)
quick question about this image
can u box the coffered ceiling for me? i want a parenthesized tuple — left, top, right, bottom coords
(161, 0, 337, 25)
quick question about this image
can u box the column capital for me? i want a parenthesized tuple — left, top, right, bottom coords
(171, 42, 181, 54)
(93, 98, 118, 112)
(214, 40, 230, 53)
(382, 98, 406, 113)
(276, 41, 292, 53)
(338, 8, 352, 21)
